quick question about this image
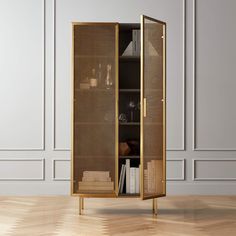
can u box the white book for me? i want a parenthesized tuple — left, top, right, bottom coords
(130, 167, 136, 194)
(118, 165, 124, 193)
(121, 165, 126, 193)
(126, 159, 130, 193)
(135, 167, 140, 194)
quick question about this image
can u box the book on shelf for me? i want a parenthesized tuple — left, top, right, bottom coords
(125, 159, 130, 193)
(79, 171, 113, 191)
(130, 167, 136, 194)
(144, 160, 163, 194)
(78, 181, 114, 191)
(119, 162, 140, 194)
(118, 164, 125, 193)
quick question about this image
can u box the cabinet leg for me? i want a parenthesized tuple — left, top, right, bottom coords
(82, 197, 84, 210)
(152, 198, 158, 215)
(79, 197, 82, 215)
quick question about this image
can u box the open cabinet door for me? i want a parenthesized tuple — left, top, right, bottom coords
(140, 15, 166, 200)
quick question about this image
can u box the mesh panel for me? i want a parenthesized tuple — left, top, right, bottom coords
(73, 24, 117, 194)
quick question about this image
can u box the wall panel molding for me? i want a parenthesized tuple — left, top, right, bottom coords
(167, 0, 186, 151)
(52, 159, 70, 181)
(192, 0, 236, 151)
(0, 158, 45, 180)
(167, 158, 185, 181)
(192, 158, 236, 181)
(52, 0, 70, 151)
(52, 0, 186, 151)
(0, 0, 45, 151)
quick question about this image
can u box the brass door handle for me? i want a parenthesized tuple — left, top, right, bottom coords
(144, 98, 147, 117)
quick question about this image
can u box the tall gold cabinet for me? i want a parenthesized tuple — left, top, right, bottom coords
(71, 15, 166, 214)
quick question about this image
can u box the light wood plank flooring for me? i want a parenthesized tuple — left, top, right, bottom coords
(0, 196, 235, 236)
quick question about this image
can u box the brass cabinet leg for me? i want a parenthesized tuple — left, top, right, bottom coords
(152, 198, 155, 213)
(82, 197, 84, 210)
(79, 197, 82, 215)
(152, 198, 158, 215)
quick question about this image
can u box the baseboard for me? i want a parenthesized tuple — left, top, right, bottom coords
(0, 182, 235, 195)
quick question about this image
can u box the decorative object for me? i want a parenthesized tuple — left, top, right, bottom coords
(90, 68, 97, 88)
(128, 100, 136, 122)
(105, 64, 112, 89)
(119, 142, 131, 156)
(119, 113, 127, 123)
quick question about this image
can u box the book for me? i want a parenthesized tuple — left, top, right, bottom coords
(78, 181, 114, 191)
(83, 171, 110, 179)
(120, 165, 126, 193)
(118, 165, 125, 193)
(135, 167, 140, 194)
(82, 176, 111, 182)
(126, 159, 130, 193)
(130, 167, 136, 194)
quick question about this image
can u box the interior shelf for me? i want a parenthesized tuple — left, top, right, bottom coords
(119, 89, 140, 92)
(119, 122, 140, 126)
(119, 155, 140, 159)
(119, 56, 140, 61)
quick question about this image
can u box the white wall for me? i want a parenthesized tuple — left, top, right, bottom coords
(0, 0, 235, 195)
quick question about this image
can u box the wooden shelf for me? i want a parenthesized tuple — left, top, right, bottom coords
(75, 88, 114, 92)
(119, 155, 140, 159)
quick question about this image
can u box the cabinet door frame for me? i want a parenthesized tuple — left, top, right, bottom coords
(140, 15, 166, 200)
(71, 22, 119, 197)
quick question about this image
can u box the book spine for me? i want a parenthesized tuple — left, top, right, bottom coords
(130, 167, 136, 194)
(121, 164, 126, 193)
(126, 159, 130, 193)
(118, 165, 124, 193)
(135, 167, 140, 194)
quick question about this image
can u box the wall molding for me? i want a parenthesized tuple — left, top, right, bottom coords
(52, 159, 70, 181)
(52, 0, 70, 151)
(167, 0, 186, 151)
(0, 158, 45, 180)
(52, 0, 186, 151)
(192, 0, 236, 151)
(0, 0, 46, 151)
(167, 158, 185, 181)
(192, 158, 236, 181)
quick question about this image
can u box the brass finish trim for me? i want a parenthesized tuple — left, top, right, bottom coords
(115, 23, 119, 196)
(140, 15, 145, 200)
(142, 15, 166, 25)
(79, 197, 82, 215)
(143, 98, 147, 117)
(163, 24, 167, 195)
(81, 198, 84, 210)
(71, 24, 75, 196)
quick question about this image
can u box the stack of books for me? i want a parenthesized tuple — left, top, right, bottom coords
(144, 160, 163, 194)
(78, 171, 114, 191)
(118, 159, 140, 194)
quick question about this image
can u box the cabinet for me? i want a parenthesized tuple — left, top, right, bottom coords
(71, 15, 166, 214)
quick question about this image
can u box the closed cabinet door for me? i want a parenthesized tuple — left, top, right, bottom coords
(72, 23, 119, 196)
(140, 15, 166, 200)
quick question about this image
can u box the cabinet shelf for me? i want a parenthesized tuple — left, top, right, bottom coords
(119, 89, 140, 92)
(119, 155, 140, 159)
(119, 56, 140, 61)
(118, 193, 140, 198)
(119, 122, 140, 126)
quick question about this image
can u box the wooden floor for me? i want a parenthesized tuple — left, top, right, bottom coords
(0, 196, 235, 236)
